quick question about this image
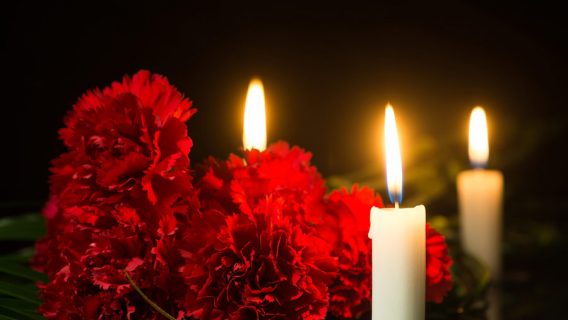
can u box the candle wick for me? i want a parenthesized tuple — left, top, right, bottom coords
(394, 202, 399, 209)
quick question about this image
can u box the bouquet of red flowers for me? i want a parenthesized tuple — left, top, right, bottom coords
(33, 70, 453, 319)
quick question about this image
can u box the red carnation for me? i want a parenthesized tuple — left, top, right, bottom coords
(184, 142, 337, 319)
(34, 71, 197, 319)
(426, 224, 453, 302)
(52, 70, 195, 208)
(197, 142, 327, 226)
(325, 185, 383, 319)
(180, 197, 338, 319)
(37, 204, 186, 319)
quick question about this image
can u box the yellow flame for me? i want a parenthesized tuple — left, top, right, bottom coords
(243, 78, 267, 151)
(468, 106, 489, 167)
(384, 104, 403, 204)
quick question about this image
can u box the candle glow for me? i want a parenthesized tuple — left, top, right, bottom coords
(384, 104, 403, 205)
(468, 106, 489, 168)
(243, 78, 267, 151)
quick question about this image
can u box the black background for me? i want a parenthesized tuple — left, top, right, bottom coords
(2, 1, 567, 318)
(3, 1, 567, 203)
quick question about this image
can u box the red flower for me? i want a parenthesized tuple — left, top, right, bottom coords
(325, 185, 383, 319)
(181, 197, 338, 319)
(197, 142, 327, 226)
(426, 224, 453, 303)
(184, 142, 337, 319)
(36, 200, 193, 319)
(51, 70, 195, 208)
(34, 71, 198, 319)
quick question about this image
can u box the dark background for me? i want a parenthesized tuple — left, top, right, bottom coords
(2, 1, 567, 319)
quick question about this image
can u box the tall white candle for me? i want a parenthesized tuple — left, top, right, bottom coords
(369, 104, 426, 320)
(458, 107, 504, 279)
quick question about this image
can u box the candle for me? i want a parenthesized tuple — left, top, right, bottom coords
(458, 107, 504, 278)
(243, 78, 267, 151)
(369, 104, 426, 320)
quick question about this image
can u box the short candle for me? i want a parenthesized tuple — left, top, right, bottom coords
(458, 107, 504, 279)
(457, 107, 504, 320)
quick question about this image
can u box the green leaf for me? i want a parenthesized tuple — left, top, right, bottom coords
(0, 261, 47, 282)
(0, 281, 40, 305)
(0, 214, 44, 241)
(0, 299, 42, 320)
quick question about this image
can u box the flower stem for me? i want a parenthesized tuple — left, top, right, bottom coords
(124, 270, 178, 320)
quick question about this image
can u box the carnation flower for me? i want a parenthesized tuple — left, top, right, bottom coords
(426, 224, 453, 302)
(36, 202, 192, 319)
(184, 142, 337, 319)
(34, 71, 197, 319)
(51, 70, 196, 208)
(197, 141, 327, 226)
(180, 197, 338, 319)
(325, 185, 383, 319)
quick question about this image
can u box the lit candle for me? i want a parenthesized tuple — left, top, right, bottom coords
(369, 104, 426, 320)
(457, 107, 504, 318)
(243, 78, 267, 151)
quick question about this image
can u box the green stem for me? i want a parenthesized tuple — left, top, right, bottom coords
(124, 271, 178, 320)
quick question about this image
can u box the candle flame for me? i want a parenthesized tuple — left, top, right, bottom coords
(384, 104, 403, 205)
(243, 78, 267, 151)
(468, 106, 489, 168)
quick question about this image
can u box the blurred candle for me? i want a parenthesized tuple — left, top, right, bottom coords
(243, 78, 267, 151)
(369, 104, 425, 320)
(457, 107, 504, 319)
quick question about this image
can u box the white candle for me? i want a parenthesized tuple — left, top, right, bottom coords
(243, 78, 267, 151)
(369, 104, 426, 320)
(458, 107, 504, 279)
